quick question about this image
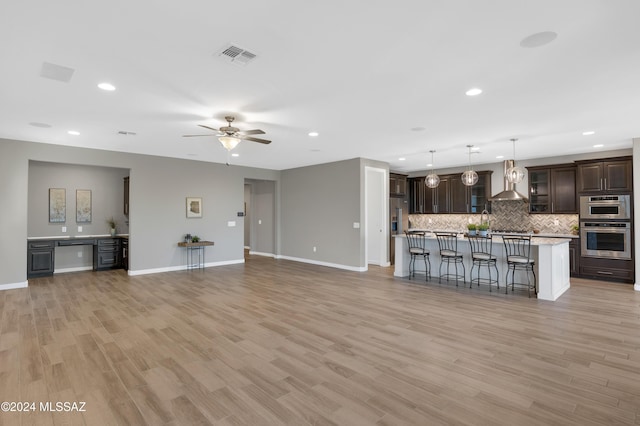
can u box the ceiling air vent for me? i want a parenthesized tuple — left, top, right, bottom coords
(218, 44, 257, 66)
(117, 131, 137, 136)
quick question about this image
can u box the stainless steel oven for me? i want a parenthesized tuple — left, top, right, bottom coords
(580, 194, 630, 220)
(581, 221, 632, 259)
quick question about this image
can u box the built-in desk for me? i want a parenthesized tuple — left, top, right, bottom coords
(27, 236, 128, 278)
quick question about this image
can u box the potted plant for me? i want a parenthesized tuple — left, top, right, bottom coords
(191, 235, 200, 243)
(477, 223, 489, 237)
(570, 224, 579, 235)
(106, 217, 117, 237)
(467, 223, 477, 236)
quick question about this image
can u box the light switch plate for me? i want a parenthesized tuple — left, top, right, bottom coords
(353, 222, 360, 228)
(77, 226, 83, 232)
(62, 226, 67, 233)
(258, 219, 262, 225)
(228, 221, 236, 227)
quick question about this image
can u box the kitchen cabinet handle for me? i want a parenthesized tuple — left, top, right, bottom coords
(604, 178, 607, 190)
(31, 243, 51, 248)
(596, 271, 613, 275)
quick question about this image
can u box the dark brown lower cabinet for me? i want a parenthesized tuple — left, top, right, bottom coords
(569, 238, 579, 277)
(27, 240, 55, 278)
(579, 257, 634, 283)
(94, 238, 122, 270)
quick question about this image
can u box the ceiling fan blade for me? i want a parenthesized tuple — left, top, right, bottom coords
(241, 136, 271, 144)
(182, 134, 215, 137)
(238, 129, 265, 136)
(198, 124, 222, 132)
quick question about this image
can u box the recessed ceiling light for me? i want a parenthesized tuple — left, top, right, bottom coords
(187, 153, 197, 157)
(308, 131, 319, 137)
(398, 157, 406, 161)
(496, 155, 504, 159)
(310, 149, 321, 152)
(231, 153, 240, 157)
(520, 31, 558, 48)
(582, 131, 595, 136)
(67, 130, 80, 136)
(98, 82, 116, 91)
(471, 146, 480, 151)
(465, 88, 482, 96)
(593, 144, 604, 148)
(426, 163, 432, 167)
(411, 127, 426, 132)
(29, 122, 52, 128)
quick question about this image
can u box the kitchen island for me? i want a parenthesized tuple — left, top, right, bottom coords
(394, 233, 571, 301)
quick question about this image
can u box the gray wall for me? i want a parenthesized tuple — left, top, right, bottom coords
(28, 161, 130, 237)
(0, 137, 280, 287)
(281, 158, 362, 268)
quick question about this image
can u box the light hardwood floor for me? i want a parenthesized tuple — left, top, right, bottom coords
(1, 255, 640, 425)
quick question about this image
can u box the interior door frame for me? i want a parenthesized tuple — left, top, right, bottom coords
(365, 166, 389, 266)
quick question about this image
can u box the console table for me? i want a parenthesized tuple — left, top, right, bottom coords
(177, 241, 214, 270)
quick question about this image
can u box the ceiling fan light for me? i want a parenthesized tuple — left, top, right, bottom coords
(461, 170, 478, 186)
(425, 174, 440, 188)
(219, 136, 240, 151)
(505, 165, 526, 184)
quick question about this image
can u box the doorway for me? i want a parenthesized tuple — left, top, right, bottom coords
(244, 179, 276, 258)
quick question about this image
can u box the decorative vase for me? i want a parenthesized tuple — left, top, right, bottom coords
(479, 230, 488, 237)
(110, 228, 116, 237)
(468, 230, 476, 236)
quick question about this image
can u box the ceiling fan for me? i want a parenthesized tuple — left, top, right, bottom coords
(183, 116, 271, 151)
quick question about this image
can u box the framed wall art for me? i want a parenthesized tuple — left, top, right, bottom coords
(49, 188, 66, 223)
(76, 189, 92, 223)
(186, 197, 202, 218)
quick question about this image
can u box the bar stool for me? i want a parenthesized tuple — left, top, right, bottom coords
(435, 232, 465, 286)
(502, 235, 536, 297)
(468, 235, 499, 291)
(405, 231, 431, 280)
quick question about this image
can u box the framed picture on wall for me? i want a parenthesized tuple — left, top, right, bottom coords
(76, 189, 92, 223)
(186, 197, 202, 218)
(49, 188, 66, 223)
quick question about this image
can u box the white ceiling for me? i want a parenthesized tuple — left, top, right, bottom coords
(1, 1, 639, 172)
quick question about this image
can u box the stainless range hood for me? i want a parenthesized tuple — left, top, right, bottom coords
(489, 160, 529, 202)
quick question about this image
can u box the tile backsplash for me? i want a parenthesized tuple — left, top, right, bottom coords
(409, 200, 578, 234)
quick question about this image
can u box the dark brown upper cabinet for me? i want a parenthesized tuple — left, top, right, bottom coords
(577, 157, 632, 194)
(527, 164, 577, 214)
(408, 171, 490, 214)
(389, 173, 407, 197)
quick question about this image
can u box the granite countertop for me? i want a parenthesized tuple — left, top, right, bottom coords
(28, 234, 129, 240)
(397, 232, 572, 245)
(406, 229, 578, 239)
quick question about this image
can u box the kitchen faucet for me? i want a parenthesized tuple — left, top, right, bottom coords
(480, 209, 490, 229)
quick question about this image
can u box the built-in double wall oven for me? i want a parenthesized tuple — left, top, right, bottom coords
(580, 194, 632, 260)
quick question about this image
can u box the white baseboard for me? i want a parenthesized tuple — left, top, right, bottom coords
(634, 283, 640, 292)
(0, 281, 29, 291)
(275, 255, 367, 272)
(128, 259, 245, 276)
(55, 266, 93, 274)
(249, 251, 275, 258)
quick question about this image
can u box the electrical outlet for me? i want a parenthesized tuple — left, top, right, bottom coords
(62, 226, 67, 233)
(468, 217, 473, 224)
(313, 246, 317, 252)
(77, 226, 83, 232)
(258, 219, 262, 225)
(428, 218, 433, 224)
(553, 219, 559, 226)
(77, 251, 82, 258)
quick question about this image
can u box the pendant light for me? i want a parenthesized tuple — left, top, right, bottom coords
(425, 150, 440, 188)
(505, 138, 526, 184)
(461, 144, 478, 186)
